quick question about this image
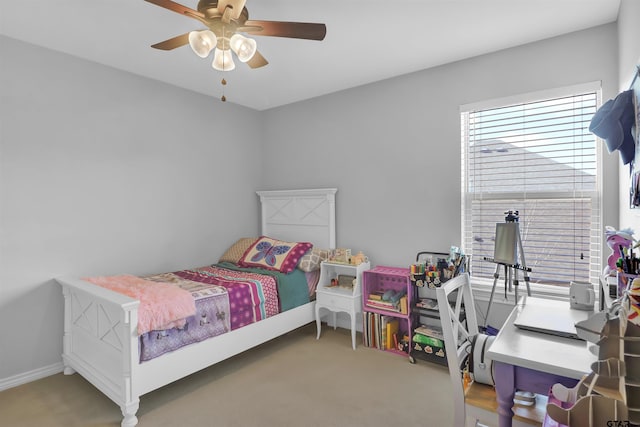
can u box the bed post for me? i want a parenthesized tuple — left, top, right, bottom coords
(62, 285, 77, 375)
(121, 306, 140, 427)
(58, 277, 142, 427)
(326, 190, 336, 249)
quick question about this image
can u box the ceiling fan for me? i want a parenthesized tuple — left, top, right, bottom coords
(145, 0, 327, 71)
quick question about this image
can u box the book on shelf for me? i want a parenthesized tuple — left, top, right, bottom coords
(386, 319, 399, 350)
(414, 324, 444, 340)
(400, 295, 408, 315)
(374, 313, 381, 349)
(368, 291, 385, 301)
(363, 312, 380, 348)
(364, 312, 373, 347)
(415, 298, 438, 310)
(366, 299, 399, 312)
(380, 316, 388, 350)
(363, 312, 401, 351)
(363, 312, 371, 347)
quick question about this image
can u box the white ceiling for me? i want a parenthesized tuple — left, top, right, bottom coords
(0, 0, 621, 111)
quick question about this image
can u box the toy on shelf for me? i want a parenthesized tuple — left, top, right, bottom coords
(328, 248, 351, 264)
(603, 226, 635, 276)
(350, 251, 367, 265)
(410, 247, 466, 289)
(327, 249, 369, 266)
(326, 275, 356, 290)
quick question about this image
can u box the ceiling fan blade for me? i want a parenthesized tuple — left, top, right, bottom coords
(144, 0, 205, 20)
(246, 50, 268, 69)
(242, 20, 326, 41)
(151, 32, 190, 50)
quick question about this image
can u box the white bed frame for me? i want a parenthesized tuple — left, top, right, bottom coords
(56, 188, 337, 427)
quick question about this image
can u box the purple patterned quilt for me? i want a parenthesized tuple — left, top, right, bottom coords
(138, 265, 278, 362)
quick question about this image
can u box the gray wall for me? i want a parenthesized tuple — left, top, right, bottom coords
(618, 0, 640, 232)
(262, 24, 620, 272)
(0, 36, 263, 381)
(0, 20, 627, 383)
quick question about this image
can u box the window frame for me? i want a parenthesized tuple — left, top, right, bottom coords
(460, 82, 603, 300)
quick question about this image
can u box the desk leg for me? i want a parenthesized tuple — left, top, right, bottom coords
(494, 361, 516, 427)
(493, 361, 579, 427)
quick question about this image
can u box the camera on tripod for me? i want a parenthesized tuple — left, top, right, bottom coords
(504, 210, 519, 223)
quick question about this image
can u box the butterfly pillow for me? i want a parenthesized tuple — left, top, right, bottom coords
(238, 236, 312, 274)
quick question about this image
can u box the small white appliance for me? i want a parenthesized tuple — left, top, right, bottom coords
(569, 281, 595, 311)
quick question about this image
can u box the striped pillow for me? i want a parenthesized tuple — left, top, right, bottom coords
(218, 237, 258, 264)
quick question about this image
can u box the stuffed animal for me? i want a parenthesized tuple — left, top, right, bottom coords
(603, 226, 634, 276)
(627, 277, 640, 324)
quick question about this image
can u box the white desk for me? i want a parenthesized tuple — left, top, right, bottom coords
(486, 297, 597, 427)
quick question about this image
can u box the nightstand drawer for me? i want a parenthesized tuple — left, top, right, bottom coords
(317, 292, 359, 312)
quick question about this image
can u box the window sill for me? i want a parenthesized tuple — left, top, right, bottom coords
(469, 276, 571, 304)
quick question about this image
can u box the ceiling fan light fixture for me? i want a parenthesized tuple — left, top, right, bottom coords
(188, 30, 217, 58)
(229, 34, 257, 62)
(212, 48, 236, 71)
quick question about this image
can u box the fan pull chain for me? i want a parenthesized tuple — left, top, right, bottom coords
(221, 78, 227, 102)
(220, 26, 227, 102)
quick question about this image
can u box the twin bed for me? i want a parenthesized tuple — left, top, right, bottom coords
(56, 188, 337, 427)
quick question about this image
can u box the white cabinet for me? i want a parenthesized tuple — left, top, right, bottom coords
(315, 261, 370, 349)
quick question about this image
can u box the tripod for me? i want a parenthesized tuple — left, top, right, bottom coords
(483, 210, 531, 330)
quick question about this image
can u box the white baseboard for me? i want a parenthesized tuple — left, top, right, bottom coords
(0, 362, 64, 392)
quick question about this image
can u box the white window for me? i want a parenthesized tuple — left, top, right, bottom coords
(461, 83, 602, 288)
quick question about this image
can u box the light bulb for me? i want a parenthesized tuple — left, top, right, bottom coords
(188, 30, 217, 58)
(230, 34, 257, 62)
(212, 48, 236, 71)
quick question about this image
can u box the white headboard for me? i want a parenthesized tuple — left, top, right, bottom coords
(256, 188, 337, 250)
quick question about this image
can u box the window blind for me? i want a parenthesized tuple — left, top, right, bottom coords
(461, 88, 601, 287)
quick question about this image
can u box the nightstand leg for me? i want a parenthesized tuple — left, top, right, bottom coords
(315, 305, 321, 340)
(350, 313, 357, 350)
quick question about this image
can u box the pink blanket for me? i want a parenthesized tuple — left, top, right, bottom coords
(85, 274, 196, 335)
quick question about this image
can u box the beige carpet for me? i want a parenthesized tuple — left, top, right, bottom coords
(0, 323, 454, 427)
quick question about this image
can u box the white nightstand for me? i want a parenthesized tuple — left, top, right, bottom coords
(315, 260, 370, 349)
